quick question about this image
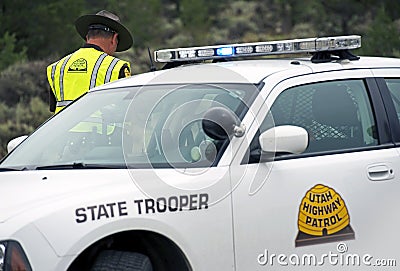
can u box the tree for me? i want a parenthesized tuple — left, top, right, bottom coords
(0, 32, 27, 71)
(102, 0, 163, 48)
(0, 0, 84, 59)
(361, 6, 400, 57)
(179, 0, 211, 44)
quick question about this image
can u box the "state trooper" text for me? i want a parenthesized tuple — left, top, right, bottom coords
(134, 193, 209, 214)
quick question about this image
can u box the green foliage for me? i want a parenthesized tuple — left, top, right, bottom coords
(179, 0, 211, 44)
(0, 0, 84, 59)
(0, 32, 27, 72)
(0, 60, 50, 106)
(106, 0, 163, 48)
(0, 60, 52, 157)
(361, 6, 400, 57)
(0, 98, 51, 158)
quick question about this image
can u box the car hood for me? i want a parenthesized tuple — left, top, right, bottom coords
(0, 169, 133, 223)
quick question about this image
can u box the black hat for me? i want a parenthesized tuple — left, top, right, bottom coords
(75, 10, 133, 52)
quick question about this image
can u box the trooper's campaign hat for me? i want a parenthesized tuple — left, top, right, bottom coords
(75, 10, 133, 52)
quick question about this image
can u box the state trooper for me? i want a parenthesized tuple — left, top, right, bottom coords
(46, 10, 133, 113)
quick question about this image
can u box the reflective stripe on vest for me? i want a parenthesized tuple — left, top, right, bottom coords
(105, 58, 119, 83)
(89, 53, 107, 89)
(50, 61, 58, 91)
(59, 54, 73, 101)
(56, 100, 74, 107)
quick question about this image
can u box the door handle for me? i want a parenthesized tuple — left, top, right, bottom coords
(367, 164, 394, 181)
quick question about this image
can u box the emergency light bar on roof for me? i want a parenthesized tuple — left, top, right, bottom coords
(154, 35, 361, 63)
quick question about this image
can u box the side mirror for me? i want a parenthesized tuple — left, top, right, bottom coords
(7, 135, 28, 153)
(202, 107, 245, 140)
(259, 125, 308, 154)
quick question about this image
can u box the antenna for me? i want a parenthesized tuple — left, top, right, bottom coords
(148, 48, 156, 72)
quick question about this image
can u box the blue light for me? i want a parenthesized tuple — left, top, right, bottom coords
(216, 47, 234, 56)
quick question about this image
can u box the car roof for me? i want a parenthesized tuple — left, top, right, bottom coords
(91, 56, 400, 91)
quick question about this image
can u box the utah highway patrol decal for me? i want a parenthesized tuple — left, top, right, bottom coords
(295, 184, 355, 247)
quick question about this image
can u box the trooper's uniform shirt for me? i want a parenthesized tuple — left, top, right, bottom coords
(47, 44, 131, 113)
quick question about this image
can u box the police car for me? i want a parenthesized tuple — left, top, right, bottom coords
(0, 35, 399, 270)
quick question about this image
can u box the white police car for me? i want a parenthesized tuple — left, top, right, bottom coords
(1, 35, 399, 270)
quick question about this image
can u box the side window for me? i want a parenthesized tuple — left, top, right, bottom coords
(248, 80, 378, 163)
(384, 78, 400, 122)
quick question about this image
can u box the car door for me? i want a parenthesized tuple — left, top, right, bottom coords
(230, 70, 400, 270)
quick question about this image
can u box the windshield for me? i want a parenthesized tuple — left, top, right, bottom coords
(1, 83, 257, 169)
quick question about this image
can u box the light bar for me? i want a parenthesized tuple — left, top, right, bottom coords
(154, 35, 361, 63)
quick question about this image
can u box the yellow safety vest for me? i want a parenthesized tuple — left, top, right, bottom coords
(47, 47, 131, 114)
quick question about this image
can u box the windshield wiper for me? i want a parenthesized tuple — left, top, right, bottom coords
(35, 162, 127, 170)
(0, 167, 27, 172)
